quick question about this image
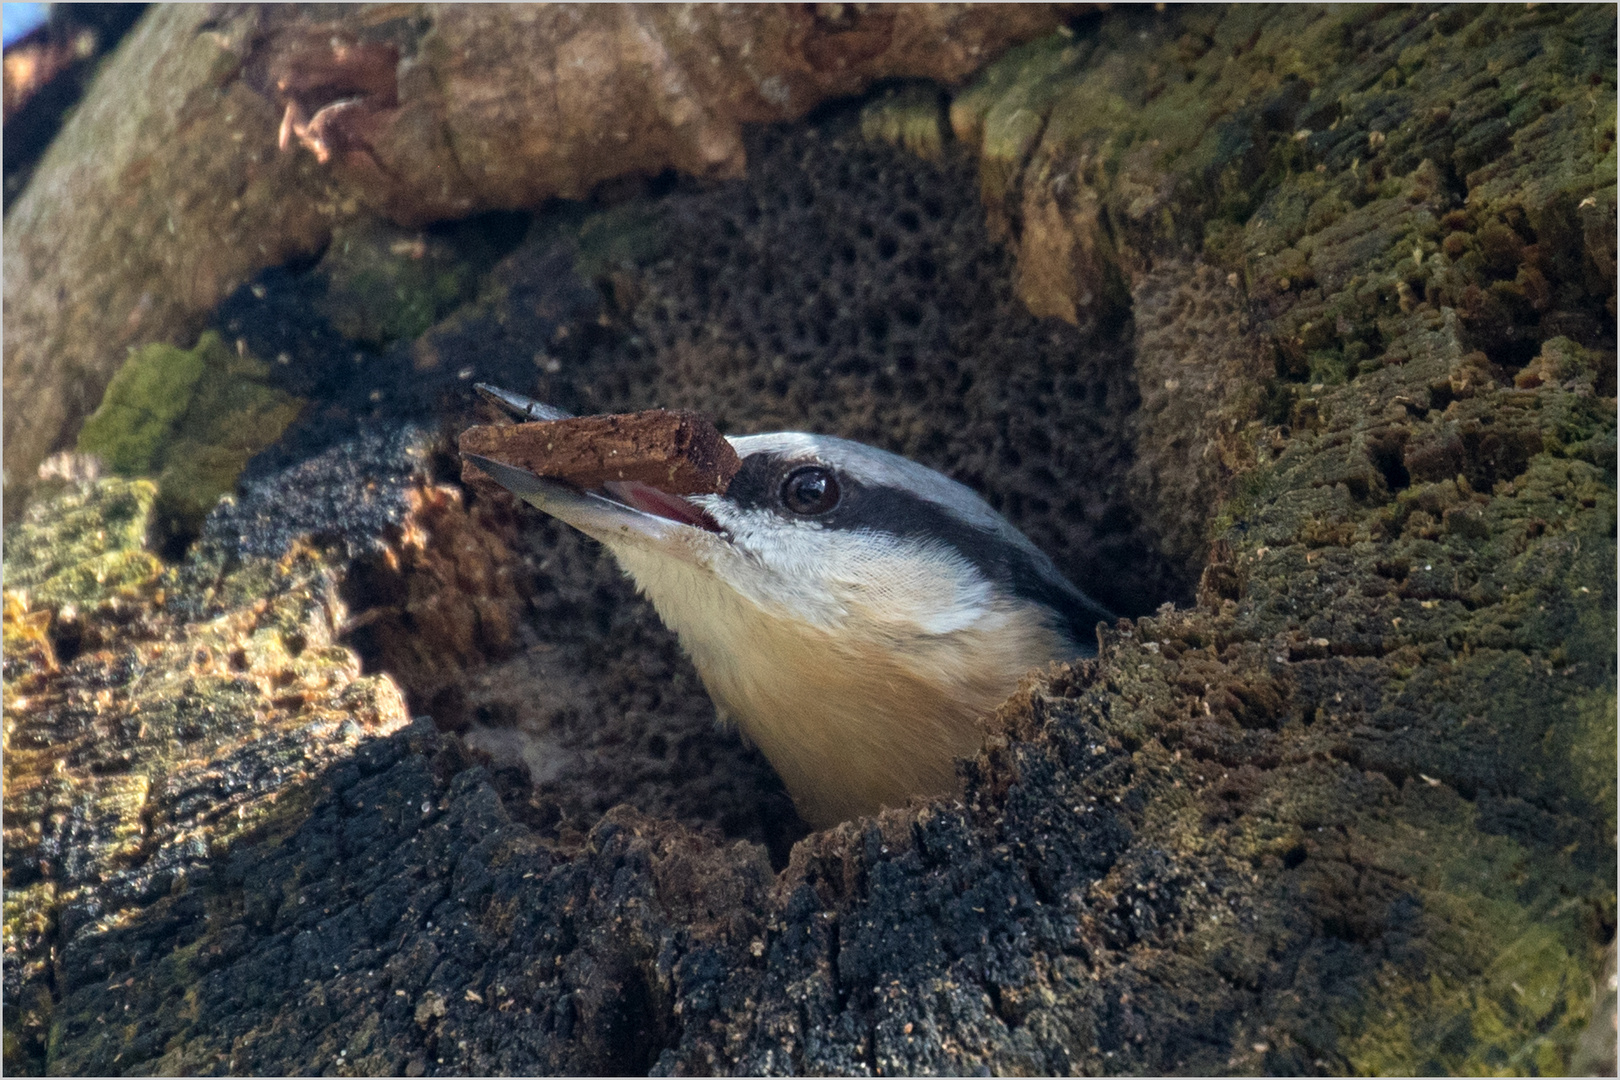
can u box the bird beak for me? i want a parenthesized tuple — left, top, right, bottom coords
(461, 452, 725, 563)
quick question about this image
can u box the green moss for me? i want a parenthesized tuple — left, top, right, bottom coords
(949, 31, 1078, 149)
(1305, 348, 1350, 386)
(317, 218, 491, 345)
(73, 330, 302, 542)
(953, 33, 1087, 207)
(76, 339, 208, 474)
(959, 2, 1615, 337)
(153, 349, 303, 536)
(1340, 791, 1601, 1076)
(1211, 386, 1616, 1068)
(2, 476, 162, 609)
(1562, 689, 1617, 838)
(1202, 218, 1246, 269)
(860, 83, 948, 161)
(574, 201, 669, 284)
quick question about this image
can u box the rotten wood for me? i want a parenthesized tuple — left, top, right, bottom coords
(460, 410, 741, 497)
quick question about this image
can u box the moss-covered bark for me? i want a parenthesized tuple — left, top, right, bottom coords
(2, 468, 414, 1073)
(75, 331, 304, 546)
(1, 3, 1066, 514)
(2, 4, 1612, 1076)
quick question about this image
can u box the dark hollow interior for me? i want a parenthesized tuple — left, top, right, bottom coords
(217, 110, 1204, 864)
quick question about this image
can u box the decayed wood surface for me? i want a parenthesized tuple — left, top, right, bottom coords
(2, 2, 1069, 513)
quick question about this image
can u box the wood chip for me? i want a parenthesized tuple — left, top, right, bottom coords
(460, 410, 740, 497)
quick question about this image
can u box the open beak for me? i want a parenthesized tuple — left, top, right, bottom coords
(461, 452, 725, 561)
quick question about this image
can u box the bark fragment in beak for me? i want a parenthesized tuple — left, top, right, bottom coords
(459, 408, 740, 499)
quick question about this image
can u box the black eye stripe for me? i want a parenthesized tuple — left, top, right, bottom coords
(724, 452, 820, 511)
(725, 449, 1113, 652)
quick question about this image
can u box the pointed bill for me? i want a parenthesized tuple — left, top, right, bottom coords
(473, 383, 573, 422)
(461, 452, 710, 559)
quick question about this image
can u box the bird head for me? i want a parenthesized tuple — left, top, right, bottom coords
(463, 389, 1111, 827)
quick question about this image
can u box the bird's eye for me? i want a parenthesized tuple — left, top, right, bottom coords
(780, 465, 840, 515)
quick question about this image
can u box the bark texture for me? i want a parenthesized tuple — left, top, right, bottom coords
(2, 4, 1614, 1076)
(2, 2, 1069, 513)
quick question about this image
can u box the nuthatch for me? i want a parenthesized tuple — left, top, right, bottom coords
(465, 385, 1113, 828)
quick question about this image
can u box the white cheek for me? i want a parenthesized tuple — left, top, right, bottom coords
(723, 524, 853, 627)
(701, 506, 994, 637)
(826, 541, 994, 635)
